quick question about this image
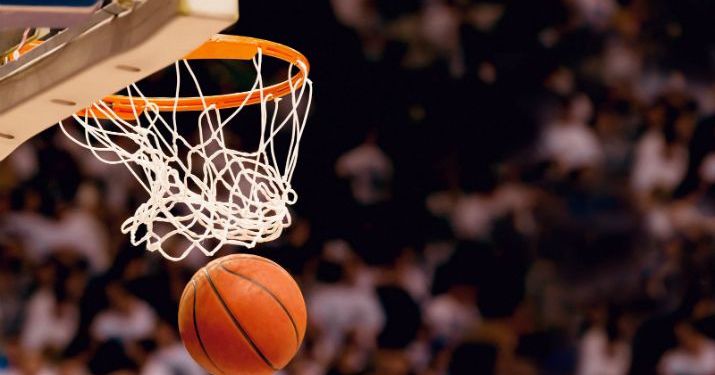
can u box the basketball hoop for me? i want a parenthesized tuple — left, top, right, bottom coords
(59, 35, 313, 261)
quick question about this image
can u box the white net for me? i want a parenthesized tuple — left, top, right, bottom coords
(59, 50, 313, 261)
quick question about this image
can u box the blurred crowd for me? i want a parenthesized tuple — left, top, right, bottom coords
(5, 0, 715, 374)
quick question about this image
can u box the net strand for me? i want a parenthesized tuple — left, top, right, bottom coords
(59, 49, 312, 261)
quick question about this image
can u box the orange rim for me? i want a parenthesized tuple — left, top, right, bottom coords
(17, 35, 310, 120)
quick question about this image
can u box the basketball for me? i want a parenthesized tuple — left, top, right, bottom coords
(178, 254, 307, 375)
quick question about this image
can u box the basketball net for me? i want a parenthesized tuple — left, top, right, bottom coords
(60, 50, 313, 261)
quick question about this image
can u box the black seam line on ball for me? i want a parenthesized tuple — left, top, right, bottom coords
(219, 262, 301, 345)
(192, 279, 225, 375)
(203, 268, 279, 371)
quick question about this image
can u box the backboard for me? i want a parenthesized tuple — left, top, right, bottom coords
(0, 0, 103, 29)
(0, 0, 239, 160)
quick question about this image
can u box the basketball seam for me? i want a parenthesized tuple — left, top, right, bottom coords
(219, 262, 301, 346)
(192, 279, 225, 375)
(203, 268, 279, 371)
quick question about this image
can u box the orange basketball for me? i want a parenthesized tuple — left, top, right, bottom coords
(178, 254, 307, 375)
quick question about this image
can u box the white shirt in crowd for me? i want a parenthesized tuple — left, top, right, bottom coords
(336, 142, 393, 205)
(398, 262, 430, 302)
(659, 340, 715, 375)
(20, 289, 79, 352)
(450, 194, 495, 240)
(572, 0, 617, 30)
(141, 344, 205, 375)
(308, 283, 385, 362)
(424, 293, 480, 344)
(577, 328, 630, 375)
(541, 121, 604, 172)
(90, 300, 157, 342)
(645, 204, 676, 240)
(4, 209, 109, 274)
(631, 131, 688, 193)
(3, 213, 56, 262)
(602, 38, 642, 86)
(55, 209, 110, 273)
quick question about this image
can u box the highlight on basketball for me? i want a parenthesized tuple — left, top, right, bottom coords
(2, 1, 715, 375)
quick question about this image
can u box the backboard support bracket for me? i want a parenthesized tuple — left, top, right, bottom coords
(0, 0, 238, 160)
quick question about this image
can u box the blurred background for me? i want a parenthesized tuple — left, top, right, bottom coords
(5, 0, 715, 374)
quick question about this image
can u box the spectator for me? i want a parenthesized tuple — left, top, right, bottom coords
(90, 282, 157, 343)
(336, 132, 393, 206)
(577, 307, 632, 375)
(307, 258, 384, 364)
(20, 259, 82, 354)
(424, 284, 480, 347)
(631, 101, 689, 195)
(540, 94, 604, 173)
(659, 320, 715, 375)
(140, 321, 204, 375)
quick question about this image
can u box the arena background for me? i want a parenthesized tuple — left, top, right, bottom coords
(4, 0, 715, 374)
